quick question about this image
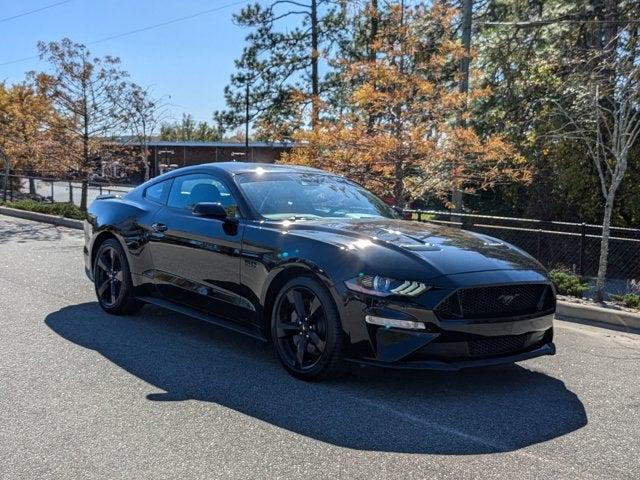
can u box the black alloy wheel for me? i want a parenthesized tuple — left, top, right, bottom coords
(272, 276, 347, 380)
(95, 245, 124, 307)
(94, 239, 143, 315)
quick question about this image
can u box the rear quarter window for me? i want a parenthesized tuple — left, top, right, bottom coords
(144, 180, 170, 204)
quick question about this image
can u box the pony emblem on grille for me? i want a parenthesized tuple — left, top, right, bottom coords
(498, 293, 520, 306)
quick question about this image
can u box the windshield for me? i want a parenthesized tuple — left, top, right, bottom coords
(236, 172, 399, 220)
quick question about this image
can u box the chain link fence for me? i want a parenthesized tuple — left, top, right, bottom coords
(1, 174, 134, 207)
(406, 210, 640, 294)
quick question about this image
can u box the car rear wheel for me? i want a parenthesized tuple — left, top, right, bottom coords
(93, 239, 143, 315)
(271, 276, 348, 380)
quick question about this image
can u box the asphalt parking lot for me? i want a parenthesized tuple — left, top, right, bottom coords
(0, 214, 638, 480)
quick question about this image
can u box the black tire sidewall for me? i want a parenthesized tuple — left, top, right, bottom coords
(271, 275, 345, 380)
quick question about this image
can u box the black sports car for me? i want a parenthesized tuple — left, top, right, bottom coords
(84, 162, 556, 380)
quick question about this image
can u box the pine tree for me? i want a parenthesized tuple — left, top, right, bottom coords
(160, 114, 222, 142)
(216, 1, 347, 139)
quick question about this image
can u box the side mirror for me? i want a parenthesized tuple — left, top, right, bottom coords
(192, 202, 228, 220)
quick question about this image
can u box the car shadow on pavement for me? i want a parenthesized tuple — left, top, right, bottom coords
(45, 302, 588, 455)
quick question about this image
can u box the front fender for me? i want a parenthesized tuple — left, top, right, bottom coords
(258, 259, 336, 307)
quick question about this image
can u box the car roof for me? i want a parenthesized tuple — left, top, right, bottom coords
(135, 163, 337, 196)
(170, 162, 327, 176)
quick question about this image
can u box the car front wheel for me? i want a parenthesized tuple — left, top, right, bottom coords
(271, 275, 348, 380)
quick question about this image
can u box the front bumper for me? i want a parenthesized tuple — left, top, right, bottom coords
(348, 339, 555, 371)
(335, 273, 556, 370)
(342, 306, 556, 370)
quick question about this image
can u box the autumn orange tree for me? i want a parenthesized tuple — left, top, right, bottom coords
(279, 2, 529, 208)
(0, 81, 71, 199)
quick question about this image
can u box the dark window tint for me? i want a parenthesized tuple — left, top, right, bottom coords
(167, 173, 239, 216)
(144, 181, 169, 204)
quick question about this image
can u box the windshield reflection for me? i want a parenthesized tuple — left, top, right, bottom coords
(236, 172, 399, 221)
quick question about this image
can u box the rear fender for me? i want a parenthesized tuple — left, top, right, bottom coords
(87, 198, 159, 278)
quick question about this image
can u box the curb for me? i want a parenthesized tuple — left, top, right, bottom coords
(557, 300, 640, 331)
(0, 206, 83, 230)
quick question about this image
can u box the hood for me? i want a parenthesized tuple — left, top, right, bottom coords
(278, 218, 543, 277)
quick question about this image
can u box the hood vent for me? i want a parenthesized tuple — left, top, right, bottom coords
(399, 243, 442, 252)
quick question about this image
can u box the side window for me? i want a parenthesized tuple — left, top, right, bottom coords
(167, 174, 239, 217)
(144, 180, 169, 204)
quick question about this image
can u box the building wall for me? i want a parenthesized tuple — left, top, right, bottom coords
(149, 145, 289, 177)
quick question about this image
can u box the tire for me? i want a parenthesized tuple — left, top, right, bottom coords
(93, 238, 144, 315)
(271, 275, 349, 381)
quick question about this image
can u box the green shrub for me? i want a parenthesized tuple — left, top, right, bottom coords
(0, 199, 87, 221)
(549, 270, 589, 298)
(611, 293, 640, 309)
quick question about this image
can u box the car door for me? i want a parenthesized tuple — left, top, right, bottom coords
(148, 172, 254, 324)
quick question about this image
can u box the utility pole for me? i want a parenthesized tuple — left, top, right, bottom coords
(310, 0, 319, 128)
(245, 81, 250, 156)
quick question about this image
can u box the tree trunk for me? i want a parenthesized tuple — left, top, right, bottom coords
(451, 0, 473, 212)
(81, 137, 89, 210)
(310, 0, 319, 128)
(81, 105, 89, 212)
(80, 180, 88, 211)
(595, 163, 626, 301)
(81, 83, 90, 211)
(143, 145, 150, 181)
(368, 0, 379, 63)
(595, 191, 615, 302)
(69, 181, 74, 204)
(366, 0, 379, 133)
(29, 178, 36, 196)
(393, 161, 404, 209)
(2, 152, 9, 202)
(459, 0, 473, 106)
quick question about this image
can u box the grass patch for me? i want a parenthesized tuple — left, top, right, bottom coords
(610, 293, 640, 309)
(0, 199, 87, 221)
(549, 270, 589, 298)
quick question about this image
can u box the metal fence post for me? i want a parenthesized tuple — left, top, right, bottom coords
(50, 180, 54, 203)
(536, 229, 542, 260)
(460, 214, 472, 231)
(579, 223, 586, 277)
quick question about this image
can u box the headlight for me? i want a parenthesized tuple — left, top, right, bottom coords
(345, 274, 430, 297)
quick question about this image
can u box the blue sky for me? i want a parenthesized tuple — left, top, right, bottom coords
(0, 0, 258, 123)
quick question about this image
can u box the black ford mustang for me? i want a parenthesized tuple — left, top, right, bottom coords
(84, 162, 556, 380)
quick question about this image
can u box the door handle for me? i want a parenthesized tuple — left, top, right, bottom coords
(152, 222, 167, 232)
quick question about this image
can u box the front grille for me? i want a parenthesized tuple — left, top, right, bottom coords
(435, 284, 555, 320)
(468, 333, 530, 357)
